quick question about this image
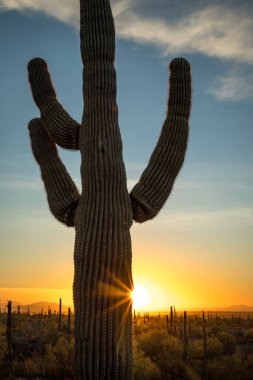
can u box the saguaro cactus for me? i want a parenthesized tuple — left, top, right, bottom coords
(27, 0, 191, 378)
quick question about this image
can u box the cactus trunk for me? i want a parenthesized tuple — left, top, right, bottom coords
(73, 1, 133, 378)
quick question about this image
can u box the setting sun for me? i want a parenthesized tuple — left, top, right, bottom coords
(131, 284, 151, 310)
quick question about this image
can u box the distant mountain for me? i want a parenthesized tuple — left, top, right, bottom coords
(0, 300, 24, 311)
(158, 305, 253, 313)
(0, 301, 71, 314)
(21, 301, 71, 314)
(179, 305, 253, 312)
(1, 301, 252, 314)
(213, 305, 253, 312)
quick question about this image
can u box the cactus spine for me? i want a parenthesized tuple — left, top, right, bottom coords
(27, 0, 191, 378)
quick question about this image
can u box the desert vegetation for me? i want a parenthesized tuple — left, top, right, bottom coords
(1, 302, 253, 379)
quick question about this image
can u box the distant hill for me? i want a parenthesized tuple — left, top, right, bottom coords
(0, 300, 23, 311)
(1, 301, 252, 314)
(22, 301, 71, 314)
(0, 301, 71, 314)
(213, 305, 253, 312)
(157, 305, 253, 313)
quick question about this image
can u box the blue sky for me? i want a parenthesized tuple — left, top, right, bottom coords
(0, 0, 253, 309)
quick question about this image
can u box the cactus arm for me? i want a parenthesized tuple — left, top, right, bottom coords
(28, 58, 80, 150)
(28, 118, 80, 226)
(130, 58, 191, 223)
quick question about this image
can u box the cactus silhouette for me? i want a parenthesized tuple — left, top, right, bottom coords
(27, 0, 191, 378)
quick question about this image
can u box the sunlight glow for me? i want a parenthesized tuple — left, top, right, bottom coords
(132, 284, 151, 310)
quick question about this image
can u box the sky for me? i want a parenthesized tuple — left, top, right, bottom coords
(0, 0, 253, 311)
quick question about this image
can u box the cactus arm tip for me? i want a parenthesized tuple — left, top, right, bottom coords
(130, 57, 191, 223)
(168, 57, 191, 120)
(28, 118, 80, 227)
(28, 58, 56, 108)
(28, 58, 80, 150)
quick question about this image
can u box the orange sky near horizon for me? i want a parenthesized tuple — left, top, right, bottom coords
(1, 216, 253, 311)
(1, 225, 253, 312)
(1, 215, 253, 311)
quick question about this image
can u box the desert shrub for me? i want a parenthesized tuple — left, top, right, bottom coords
(217, 331, 236, 355)
(0, 321, 8, 367)
(245, 328, 253, 338)
(245, 354, 253, 380)
(134, 318, 150, 334)
(207, 321, 220, 336)
(52, 336, 74, 377)
(134, 346, 161, 380)
(158, 360, 201, 380)
(190, 325, 203, 339)
(137, 329, 167, 360)
(54, 336, 70, 364)
(183, 365, 202, 380)
(207, 336, 223, 358)
(189, 340, 203, 360)
(13, 354, 44, 377)
(136, 328, 193, 378)
(43, 343, 58, 375)
(208, 353, 244, 380)
(0, 336, 6, 362)
(162, 336, 183, 360)
(12, 335, 74, 378)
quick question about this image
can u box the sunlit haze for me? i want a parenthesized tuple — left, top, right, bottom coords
(132, 284, 151, 310)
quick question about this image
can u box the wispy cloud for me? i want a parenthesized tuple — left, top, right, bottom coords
(161, 207, 253, 229)
(112, 0, 133, 18)
(1, 1, 253, 64)
(0, 173, 81, 191)
(116, 5, 253, 64)
(208, 71, 253, 101)
(0, 175, 41, 189)
(0, 0, 79, 25)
